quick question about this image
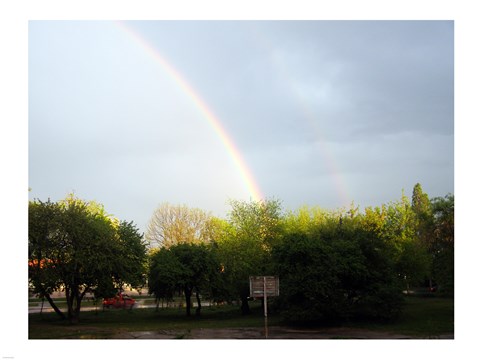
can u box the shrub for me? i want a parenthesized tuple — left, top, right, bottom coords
(272, 223, 404, 324)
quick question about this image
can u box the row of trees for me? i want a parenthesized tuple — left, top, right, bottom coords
(146, 199, 283, 315)
(145, 184, 454, 322)
(29, 184, 453, 323)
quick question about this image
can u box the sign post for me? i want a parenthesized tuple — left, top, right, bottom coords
(249, 276, 279, 339)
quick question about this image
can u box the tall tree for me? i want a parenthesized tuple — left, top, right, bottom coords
(145, 203, 211, 248)
(28, 195, 147, 323)
(412, 183, 431, 216)
(379, 192, 431, 292)
(410, 183, 435, 288)
(411, 183, 434, 245)
(430, 194, 454, 293)
(214, 199, 283, 314)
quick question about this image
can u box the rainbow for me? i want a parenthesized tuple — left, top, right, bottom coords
(297, 103, 351, 206)
(250, 27, 350, 206)
(115, 21, 264, 203)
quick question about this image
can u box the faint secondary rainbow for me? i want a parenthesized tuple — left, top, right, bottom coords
(115, 21, 263, 202)
(249, 25, 351, 207)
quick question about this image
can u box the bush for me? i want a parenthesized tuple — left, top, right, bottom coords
(272, 223, 404, 324)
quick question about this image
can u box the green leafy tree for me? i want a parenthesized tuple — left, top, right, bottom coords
(28, 199, 65, 318)
(382, 192, 431, 292)
(28, 195, 147, 323)
(113, 220, 148, 292)
(273, 209, 403, 324)
(411, 183, 434, 250)
(430, 194, 454, 294)
(282, 205, 330, 236)
(200, 217, 237, 303)
(148, 247, 183, 309)
(148, 243, 220, 316)
(228, 198, 283, 250)
(214, 199, 283, 314)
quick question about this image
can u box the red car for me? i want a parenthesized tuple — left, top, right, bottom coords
(102, 293, 136, 309)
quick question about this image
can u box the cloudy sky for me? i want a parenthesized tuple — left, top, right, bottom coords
(28, 20, 454, 232)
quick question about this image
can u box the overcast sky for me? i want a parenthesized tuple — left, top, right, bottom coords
(28, 20, 454, 232)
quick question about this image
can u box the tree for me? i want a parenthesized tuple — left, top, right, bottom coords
(273, 206, 401, 322)
(272, 208, 403, 324)
(411, 183, 434, 248)
(112, 220, 148, 293)
(214, 199, 283, 314)
(148, 243, 220, 316)
(282, 205, 330, 237)
(28, 195, 147, 323)
(28, 199, 65, 318)
(430, 194, 454, 294)
(228, 198, 283, 250)
(382, 192, 431, 292)
(145, 203, 212, 248)
(412, 183, 431, 217)
(148, 247, 183, 309)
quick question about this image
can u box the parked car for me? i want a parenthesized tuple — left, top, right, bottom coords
(103, 293, 136, 309)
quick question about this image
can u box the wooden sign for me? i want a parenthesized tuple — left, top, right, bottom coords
(249, 276, 279, 298)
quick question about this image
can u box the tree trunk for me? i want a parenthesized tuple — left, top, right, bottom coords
(184, 286, 192, 317)
(240, 295, 250, 315)
(66, 286, 80, 323)
(44, 293, 66, 319)
(75, 291, 83, 315)
(404, 276, 410, 296)
(66, 287, 72, 319)
(240, 285, 250, 315)
(195, 287, 202, 316)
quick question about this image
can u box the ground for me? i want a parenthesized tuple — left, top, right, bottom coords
(29, 295, 454, 339)
(60, 326, 453, 339)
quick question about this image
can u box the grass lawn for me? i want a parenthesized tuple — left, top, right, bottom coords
(28, 295, 453, 339)
(347, 295, 454, 337)
(29, 302, 278, 339)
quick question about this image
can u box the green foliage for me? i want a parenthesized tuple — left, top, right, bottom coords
(412, 183, 432, 219)
(116, 221, 148, 290)
(272, 212, 404, 324)
(213, 199, 283, 313)
(148, 248, 184, 302)
(430, 194, 454, 293)
(374, 192, 431, 289)
(227, 198, 283, 249)
(28, 199, 63, 297)
(148, 243, 221, 316)
(30, 184, 453, 326)
(410, 184, 434, 269)
(282, 205, 330, 236)
(28, 194, 147, 322)
(168, 243, 219, 291)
